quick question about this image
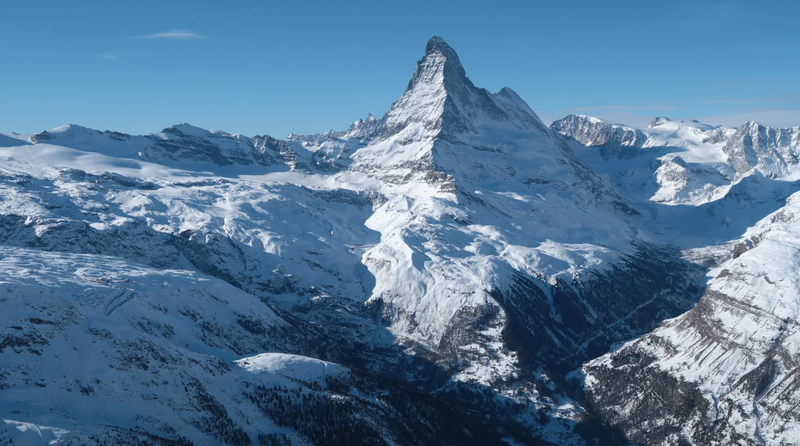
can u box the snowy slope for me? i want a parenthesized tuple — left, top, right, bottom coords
(554, 115, 800, 208)
(0, 245, 303, 444)
(25, 123, 321, 174)
(2, 37, 667, 445)
(2, 35, 800, 446)
(553, 115, 737, 206)
(553, 117, 800, 445)
(581, 194, 800, 445)
(338, 38, 657, 356)
(0, 245, 507, 446)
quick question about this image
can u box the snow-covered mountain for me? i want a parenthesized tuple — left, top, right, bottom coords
(2, 36, 800, 446)
(723, 121, 800, 177)
(553, 115, 736, 206)
(553, 114, 800, 207)
(581, 194, 800, 445)
(552, 115, 800, 445)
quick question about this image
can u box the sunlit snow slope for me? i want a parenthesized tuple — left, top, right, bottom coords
(1, 36, 800, 446)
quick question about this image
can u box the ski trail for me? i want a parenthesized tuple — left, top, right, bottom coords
(104, 290, 135, 316)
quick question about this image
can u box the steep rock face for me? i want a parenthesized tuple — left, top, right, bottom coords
(345, 37, 555, 195)
(551, 114, 649, 159)
(383, 37, 546, 137)
(559, 115, 800, 445)
(722, 121, 800, 177)
(339, 38, 665, 365)
(582, 193, 800, 445)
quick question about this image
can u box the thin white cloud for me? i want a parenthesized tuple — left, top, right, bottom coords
(134, 29, 207, 40)
(100, 52, 119, 60)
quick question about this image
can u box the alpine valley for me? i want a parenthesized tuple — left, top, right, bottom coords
(2, 37, 799, 446)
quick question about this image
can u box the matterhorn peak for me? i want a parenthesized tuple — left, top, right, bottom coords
(425, 36, 454, 55)
(423, 36, 465, 73)
(403, 36, 468, 94)
(383, 36, 541, 136)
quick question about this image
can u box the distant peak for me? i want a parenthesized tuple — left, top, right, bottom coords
(50, 124, 91, 133)
(737, 120, 769, 133)
(555, 114, 608, 125)
(649, 117, 671, 127)
(162, 123, 211, 138)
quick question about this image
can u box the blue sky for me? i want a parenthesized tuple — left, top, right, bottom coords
(1, 0, 798, 136)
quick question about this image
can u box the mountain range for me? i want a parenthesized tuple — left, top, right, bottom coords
(1, 36, 799, 446)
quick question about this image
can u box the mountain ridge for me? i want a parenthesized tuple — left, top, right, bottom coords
(2, 36, 800, 446)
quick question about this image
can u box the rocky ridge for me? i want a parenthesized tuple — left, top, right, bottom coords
(1, 36, 799, 446)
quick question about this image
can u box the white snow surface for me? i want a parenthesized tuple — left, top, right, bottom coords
(0, 245, 312, 443)
(2, 36, 800, 445)
(584, 190, 800, 445)
(0, 37, 643, 444)
(553, 115, 800, 207)
(235, 353, 347, 384)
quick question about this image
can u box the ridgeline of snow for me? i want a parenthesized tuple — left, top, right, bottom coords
(1, 36, 799, 446)
(553, 115, 800, 207)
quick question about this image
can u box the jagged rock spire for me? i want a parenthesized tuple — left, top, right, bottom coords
(404, 36, 468, 93)
(384, 36, 543, 136)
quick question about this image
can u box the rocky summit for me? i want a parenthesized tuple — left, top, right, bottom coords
(2, 36, 800, 446)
